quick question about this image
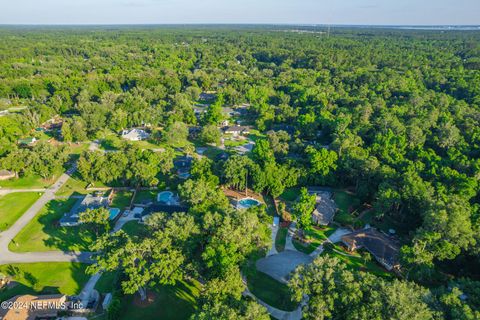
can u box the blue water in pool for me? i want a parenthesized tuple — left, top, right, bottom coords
(238, 198, 261, 209)
(109, 208, 120, 220)
(158, 191, 174, 202)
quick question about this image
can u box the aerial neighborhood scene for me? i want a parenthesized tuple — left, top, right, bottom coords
(0, 1, 479, 319)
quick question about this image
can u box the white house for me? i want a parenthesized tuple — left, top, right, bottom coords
(120, 128, 150, 141)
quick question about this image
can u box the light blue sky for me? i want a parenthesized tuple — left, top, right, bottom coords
(1, 0, 479, 25)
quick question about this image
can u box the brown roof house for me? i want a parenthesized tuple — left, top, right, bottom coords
(0, 294, 68, 320)
(310, 191, 337, 225)
(341, 228, 401, 271)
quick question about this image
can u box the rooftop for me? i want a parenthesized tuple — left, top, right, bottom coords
(341, 228, 400, 270)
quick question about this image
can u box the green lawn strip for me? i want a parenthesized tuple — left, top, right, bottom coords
(117, 280, 201, 320)
(292, 226, 336, 254)
(0, 175, 53, 189)
(111, 191, 133, 210)
(9, 198, 95, 252)
(0, 262, 89, 301)
(133, 190, 157, 204)
(0, 192, 41, 231)
(261, 194, 277, 217)
(275, 227, 288, 252)
(247, 270, 297, 312)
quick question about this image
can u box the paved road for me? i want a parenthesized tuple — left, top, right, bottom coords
(285, 222, 297, 251)
(0, 168, 92, 265)
(267, 216, 280, 256)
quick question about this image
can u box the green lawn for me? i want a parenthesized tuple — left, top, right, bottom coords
(279, 187, 300, 202)
(292, 226, 336, 254)
(333, 191, 362, 226)
(0, 192, 41, 231)
(0, 263, 89, 301)
(322, 245, 394, 279)
(117, 280, 201, 320)
(122, 221, 146, 237)
(9, 198, 95, 252)
(111, 191, 133, 209)
(133, 190, 157, 204)
(275, 227, 288, 252)
(247, 271, 297, 312)
(55, 173, 108, 197)
(95, 271, 119, 294)
(0, 174, 55, 189)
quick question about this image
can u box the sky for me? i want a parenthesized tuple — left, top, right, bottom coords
(0, 0, 479, 25)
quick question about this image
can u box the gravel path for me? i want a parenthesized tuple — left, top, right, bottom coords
(0, 188, 46, 196)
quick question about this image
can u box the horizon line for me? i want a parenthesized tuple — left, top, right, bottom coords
(0, 23, 479, 27)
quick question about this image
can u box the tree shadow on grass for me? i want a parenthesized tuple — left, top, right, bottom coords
(38, 199, 95, 252)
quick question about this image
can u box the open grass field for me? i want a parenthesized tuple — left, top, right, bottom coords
(293, 226, 336, 254)
(0, 192, 41, 231)
(9, 198, 95, 252)
(0, 262, 89, 301)
(247, 270, 297, 312)
(117, 280, 201, 320)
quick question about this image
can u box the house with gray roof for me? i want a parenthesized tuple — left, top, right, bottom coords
(59, 194, 110, 227)
(309, 190, 337, 225)
(341, 227, 401, 271)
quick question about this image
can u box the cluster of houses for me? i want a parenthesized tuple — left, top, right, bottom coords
(307, 187, 400, 271)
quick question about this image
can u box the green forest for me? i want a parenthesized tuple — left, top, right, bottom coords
(0, 26, 479, 319)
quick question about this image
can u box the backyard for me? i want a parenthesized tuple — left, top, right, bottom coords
(9, 198, 95, 252)
(111, 190, 133, 210)
(0, 262, 89, 301)
(333, 190, 362, 226)
(0, 192, 41, 231)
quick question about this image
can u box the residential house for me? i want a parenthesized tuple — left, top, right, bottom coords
(0, 294, 68, 320)
(341, 228, 401, 271)
(0, 169, 15, 181)
(310, 191, 337, 225)
(59, 194, 110, 227)
(223, 125, 251, 136)
(120, 128, 150, 141)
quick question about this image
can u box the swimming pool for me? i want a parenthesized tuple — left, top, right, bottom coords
(109, 208, 121, 220)
(157, 191, 179, 205)
(237, 198, 261, 209)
